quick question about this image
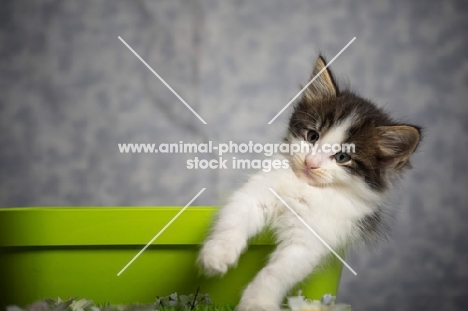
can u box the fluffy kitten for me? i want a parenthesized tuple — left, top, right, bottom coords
(197, 56, 421, 311)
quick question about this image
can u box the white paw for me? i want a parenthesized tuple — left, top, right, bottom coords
(197, 238, 242, 276)
(236, 299, 281, 311)
(237, 280, 282, 311)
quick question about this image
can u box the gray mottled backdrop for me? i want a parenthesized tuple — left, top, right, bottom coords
(1, 1, 467, 310)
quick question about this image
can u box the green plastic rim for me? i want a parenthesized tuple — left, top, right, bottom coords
(0, 207, 343, 308)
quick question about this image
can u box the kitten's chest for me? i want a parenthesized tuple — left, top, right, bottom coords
(274, 186, 374, 226)
(266, 169, 378, 238)
(270, 189, 373, 245)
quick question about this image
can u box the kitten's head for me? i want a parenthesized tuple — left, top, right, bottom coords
(286, 56, 421, 192)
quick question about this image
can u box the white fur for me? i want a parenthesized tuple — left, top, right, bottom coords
(198, 121, 384, 311)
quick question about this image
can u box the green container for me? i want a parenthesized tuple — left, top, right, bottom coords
(0, 207, 343, 308)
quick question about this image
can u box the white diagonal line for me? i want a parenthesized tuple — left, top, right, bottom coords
(117, 188, 206, 276)
(268, 37, 356, 124)
(118, 36, 207, 125)
(268, 188, 357, 275)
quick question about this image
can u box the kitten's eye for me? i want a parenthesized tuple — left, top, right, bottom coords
(306, 130, 319, 143)
(334, 152, 351, 163)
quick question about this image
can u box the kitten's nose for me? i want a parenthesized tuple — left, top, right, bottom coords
(305, 157, 320, 170)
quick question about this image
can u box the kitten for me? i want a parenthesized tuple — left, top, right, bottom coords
(197, 55, 421, 311)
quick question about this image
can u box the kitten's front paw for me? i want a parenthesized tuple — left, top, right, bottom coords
(235, 300, 281, 311)
(197, 239, 242, 276)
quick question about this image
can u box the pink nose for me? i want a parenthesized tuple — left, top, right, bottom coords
(305, 157, 320, 170)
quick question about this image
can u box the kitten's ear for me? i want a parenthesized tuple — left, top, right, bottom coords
(304, 55, 338, 100)
(376, 125, 421, 170)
